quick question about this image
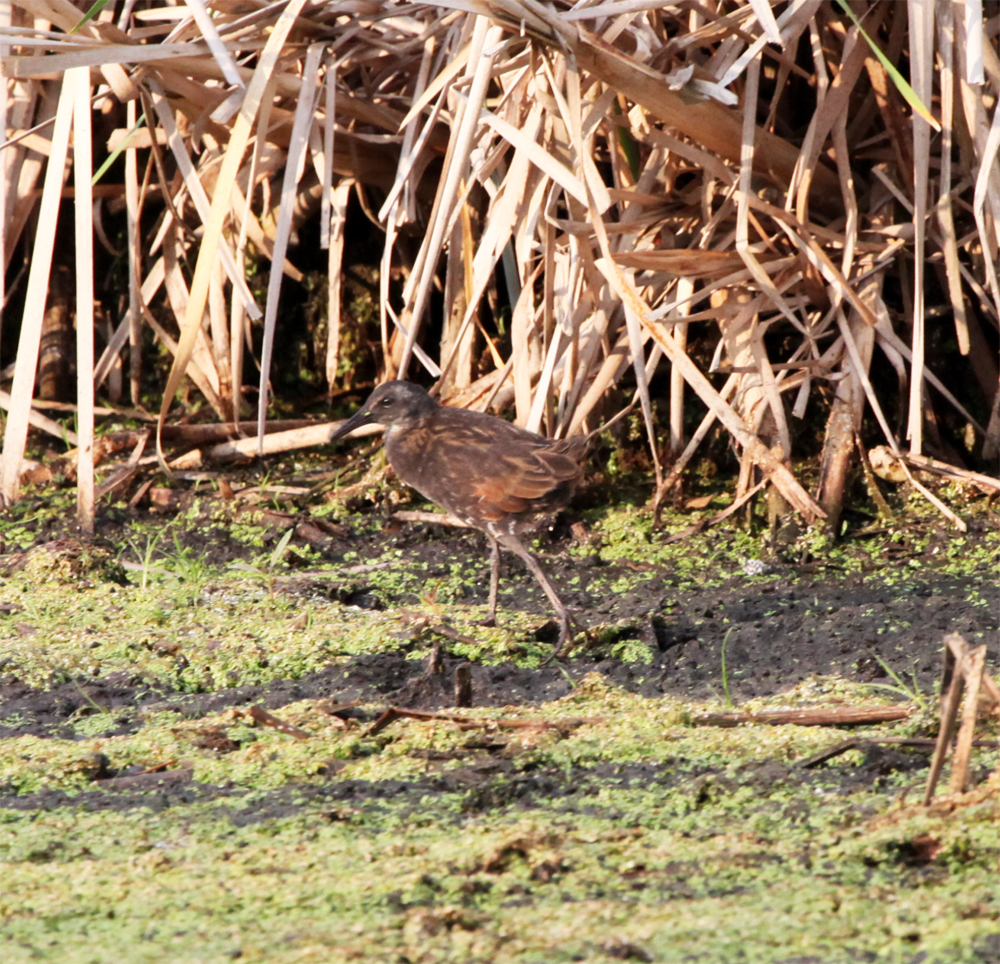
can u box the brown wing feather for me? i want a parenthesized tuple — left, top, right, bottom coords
(466, 443, 583, 519)
(385, 409, 586, 527)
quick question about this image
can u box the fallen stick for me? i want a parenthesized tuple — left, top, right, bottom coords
(207, 421, 381, 461)
(364, 707, 603, 738)
(247, 705, 312, 740)
(693, 705, 913, 727)
(798, 736, 998, 769)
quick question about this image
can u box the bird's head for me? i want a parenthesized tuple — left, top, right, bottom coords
(330, 380, 438, 441)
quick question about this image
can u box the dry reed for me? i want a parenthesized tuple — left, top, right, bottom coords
(1, 0, 997, 530)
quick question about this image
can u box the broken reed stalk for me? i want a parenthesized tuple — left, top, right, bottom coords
(798, 736, 1000, 770)
(923, 633, 1000, 804)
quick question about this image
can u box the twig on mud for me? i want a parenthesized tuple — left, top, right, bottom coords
(662, 480, 767, 545)
(207, 422, 381, 462)
(94, 431, 149, 501)
(897, 459, 968, 533)
(246, 705, 312, 740)
(798, 736, 998, 769)
(392, 509, 472, 528)
(315, 701, 365, 728)
(693, 705, 914, 727)
(135, 759, 178, 774)
(398, 611, 481, 645)
(364, 707, 604, 738)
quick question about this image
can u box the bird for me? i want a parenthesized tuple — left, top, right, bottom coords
(329, 380, 587, 655)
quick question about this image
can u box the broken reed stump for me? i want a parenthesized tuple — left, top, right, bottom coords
(363, 707, 604, 738)
(454, 664, 473, 708)
(923, 633, 1000, 804)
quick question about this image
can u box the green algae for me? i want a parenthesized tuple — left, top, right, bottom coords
(1, 670, 997, 963)
(1, 497, 998, 963)
(1, 749, 996, 964)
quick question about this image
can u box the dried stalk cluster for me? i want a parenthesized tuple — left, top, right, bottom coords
(1, 1, 997, 529)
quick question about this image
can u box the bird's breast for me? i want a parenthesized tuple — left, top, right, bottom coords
(384, 425, 450, 500)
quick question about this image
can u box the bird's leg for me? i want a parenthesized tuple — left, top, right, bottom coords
(483, 532, 500, 627)
(498, 533, 574, 656)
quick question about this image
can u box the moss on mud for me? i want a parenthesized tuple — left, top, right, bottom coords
(1, 495, 997, 963)
(1, 671, 996, 964)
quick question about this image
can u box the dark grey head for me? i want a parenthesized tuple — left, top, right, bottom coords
(330, 380, 438, 441)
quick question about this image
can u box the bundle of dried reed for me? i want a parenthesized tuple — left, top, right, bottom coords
(1, 1, 996, 530)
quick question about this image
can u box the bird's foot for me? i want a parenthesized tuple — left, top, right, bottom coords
(544, 616, 578, 663)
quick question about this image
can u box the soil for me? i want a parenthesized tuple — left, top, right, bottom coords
(1, 558, 993, 736)
(1, 502, 996, 806)
(1, 491, 997, 964)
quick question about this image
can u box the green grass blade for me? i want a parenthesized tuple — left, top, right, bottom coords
(71, 0, 113, 34)
(835, 0, 940, 132)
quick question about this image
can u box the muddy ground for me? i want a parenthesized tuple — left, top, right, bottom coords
(2, 494, 995, 736)
(0, 545, 993, 740)
(0, 482, 998, 963)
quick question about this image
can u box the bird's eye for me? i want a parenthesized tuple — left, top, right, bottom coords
(378, 397, 393, 407)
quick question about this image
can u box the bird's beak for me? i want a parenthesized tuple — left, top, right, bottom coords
(329, 405, 376, 443)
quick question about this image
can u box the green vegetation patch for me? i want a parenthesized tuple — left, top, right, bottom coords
(1, 674, 997, 964)
(1, 495, 997, 963)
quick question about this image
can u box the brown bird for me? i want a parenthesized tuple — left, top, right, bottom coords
(330, 381, 587, 654)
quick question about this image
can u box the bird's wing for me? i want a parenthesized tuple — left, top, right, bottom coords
(458, 440, 582, 517)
